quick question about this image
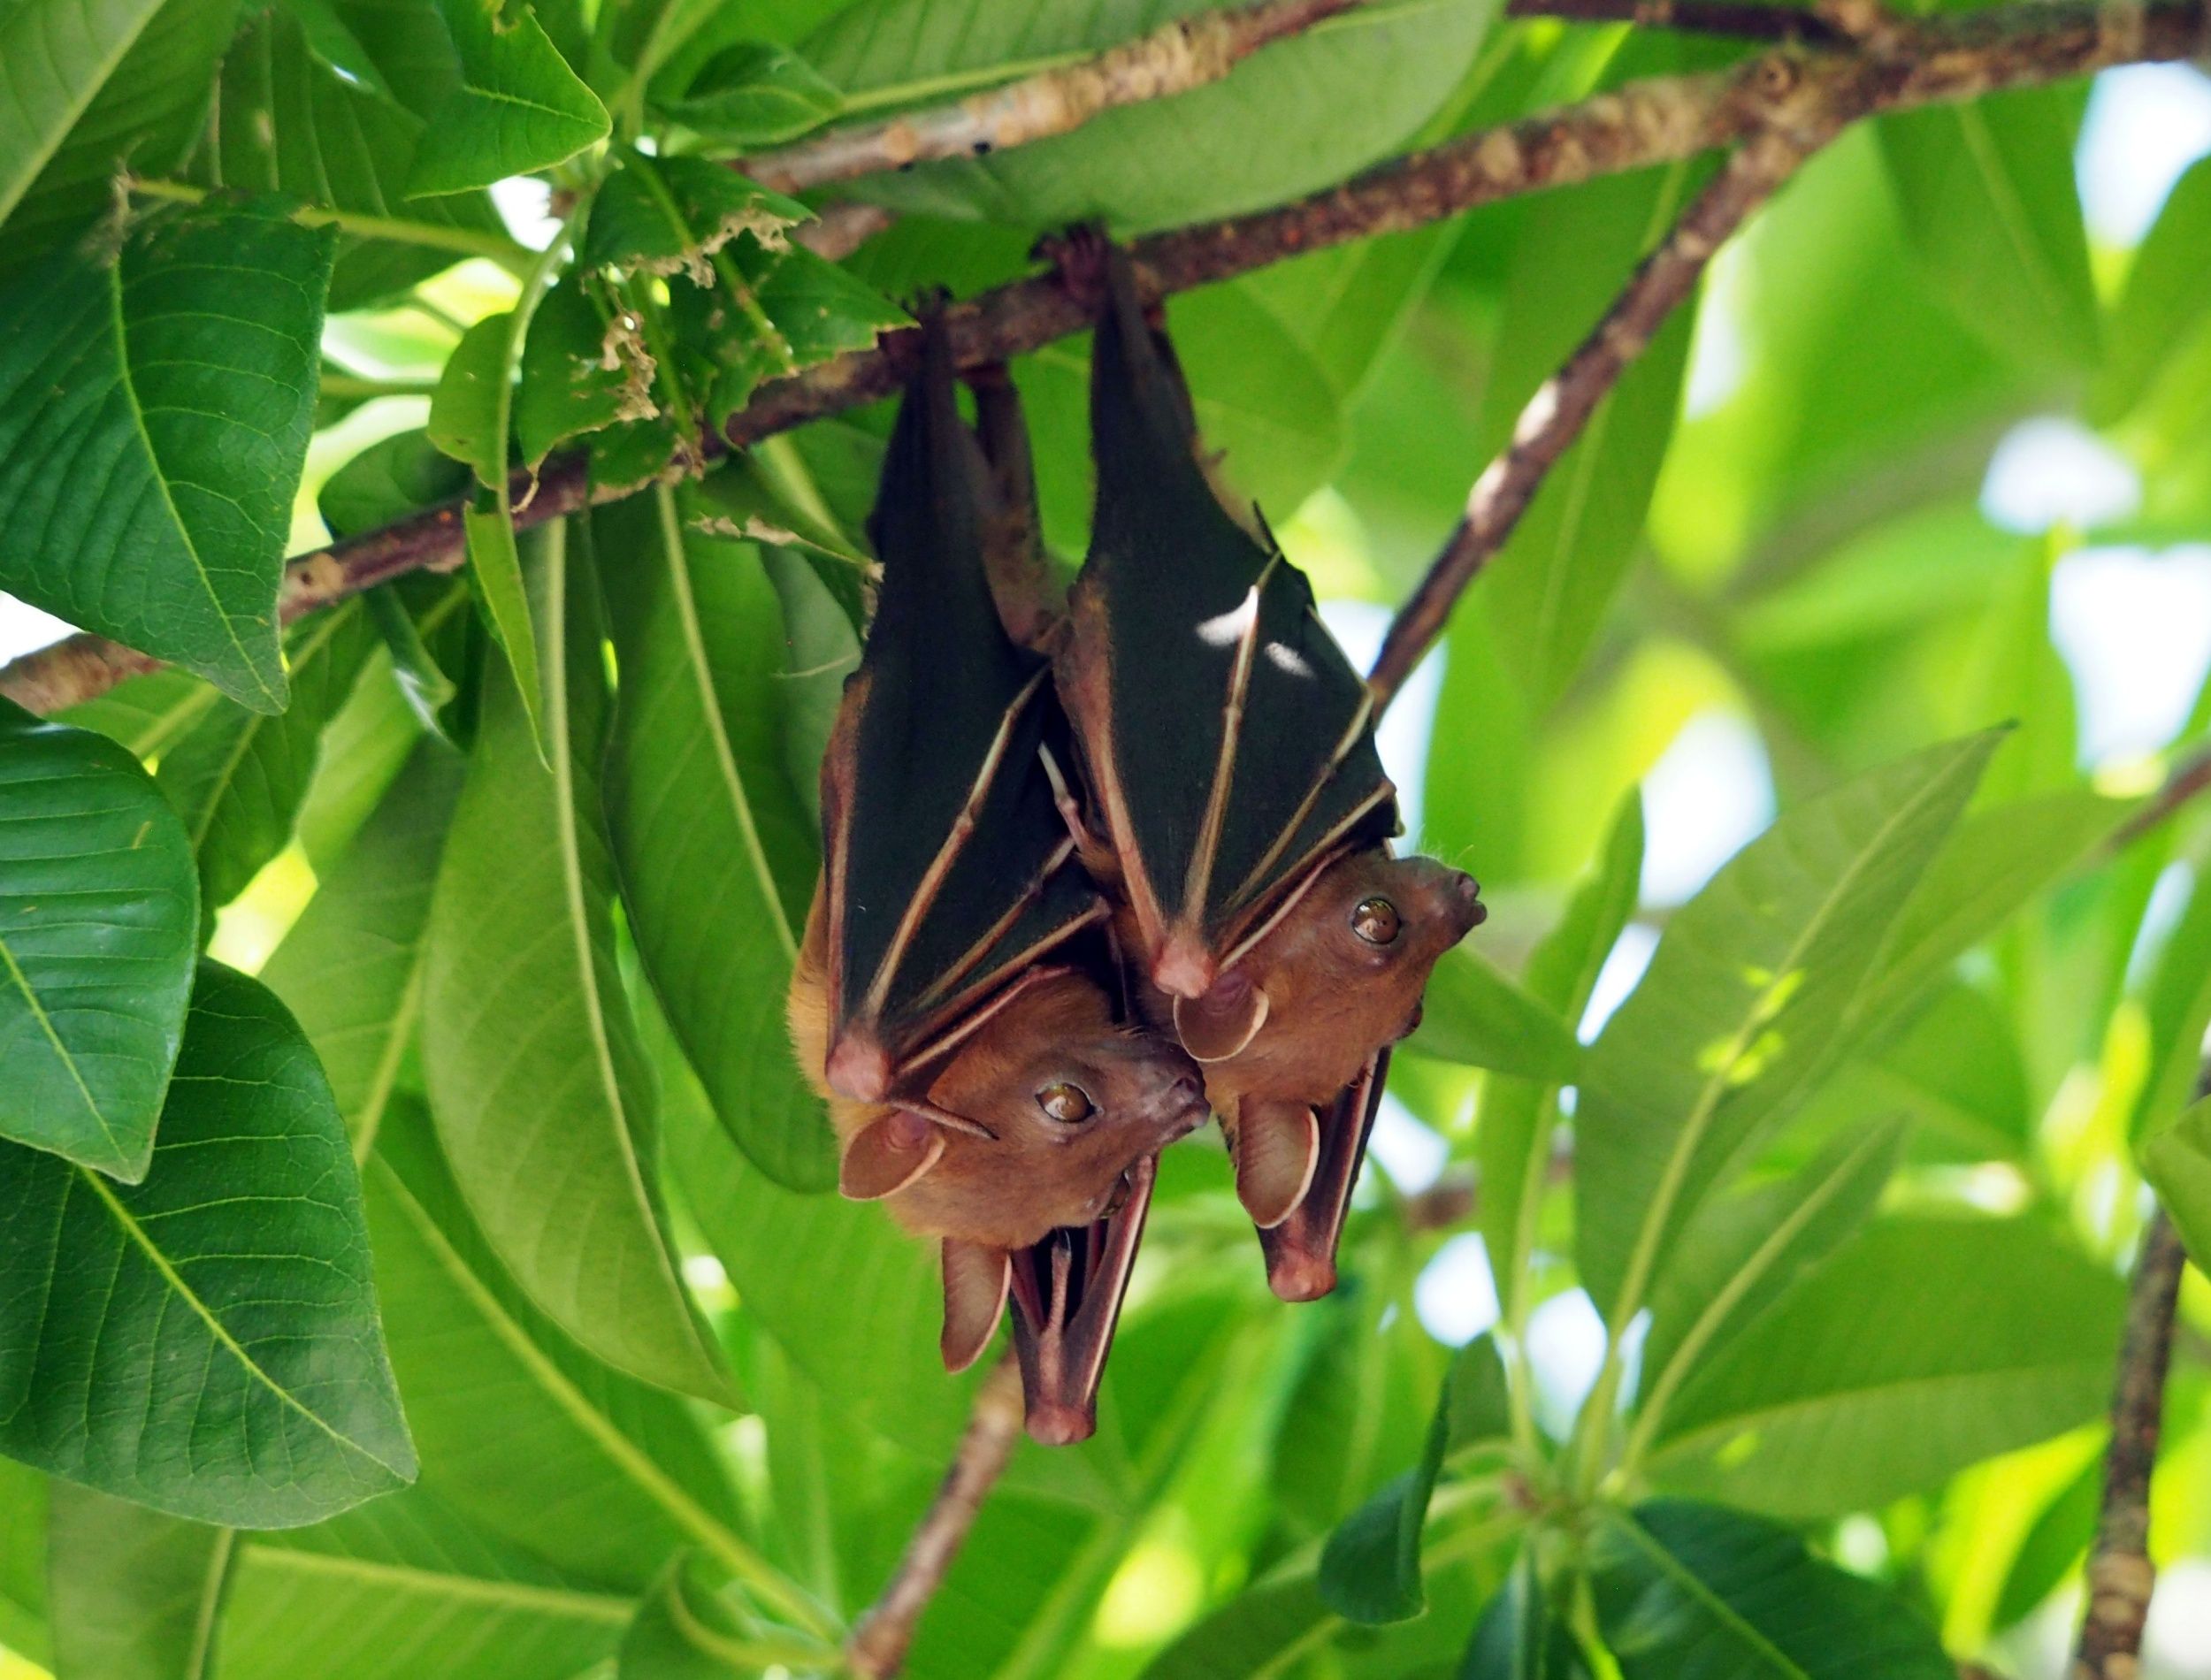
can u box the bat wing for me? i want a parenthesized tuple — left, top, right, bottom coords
(822, 318, 1103, 1096)
(1067, 248, 1395, 996)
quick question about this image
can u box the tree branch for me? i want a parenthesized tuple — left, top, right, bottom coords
(1367, 107, 1839, 701)
(4, 0, 2203, 718)
(846, 1358, 1026, 1679)
(2072, 1210, 2187, 1680)
(2108, 738, 2211, 855)
(743, 0, 1364, 195)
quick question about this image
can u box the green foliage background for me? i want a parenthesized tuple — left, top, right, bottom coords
(4, 0, 2211, 1676)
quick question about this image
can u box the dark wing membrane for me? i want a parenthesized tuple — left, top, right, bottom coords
(835, 323, 1099, 1065)
(1083, 249, 1395, 959)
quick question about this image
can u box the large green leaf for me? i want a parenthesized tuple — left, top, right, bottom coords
(262, 743, 463, 1157)
(408, 0, 609, 195)
(1648, 1218, 2123, 1518)
(618, 1552, 838, 1676)
(2124, 864, 2211, 1147)
(805, 0, 1499, 233)
(1575, 733, 1996, 1321)
(0, 1457, 49, 1663)
(364, 1097, 746, 1590)
(1480, 794, 1644, 1329)
(0, 960, 417, 1526)
(1317, 1337, 1509, 1624)
(2143, 1099, 2211, 1273)
(0, 0, 237, 269)
(1461, 1550, 1585, 1680)
(1590, 1501, 1955, 1677)
(0, 0, 167, 221)
(156, 602, 377, 915)
(422, 524, 730, 1402)
(220, 1487, 628, 1679)
(0, 699, 196, 1180)
(1401, 947, 1580, 1081)
(1878, 88, 2098, 371)
(600, 490, 832, 1191)
(44, 1483, 231, 1680)
(0, 201, 335, 710)
(218, 6, 509, 309)
(1628, 1120, 1904, 1464)
(2095, 153, 2211, 423)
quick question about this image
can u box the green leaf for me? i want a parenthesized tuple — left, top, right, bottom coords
(0, 1457, 49, 1664)
(581, 152, 807, 278)
(1878, 88, 2099, 370)
(1860, 787, 2120, 1029)
(0, 960, 417, 1526)
(1402, 947, 1581, 1080)
(319, 429, 472, 539)
(1575, 732, 1998, 1321)
(0, 0, 168, 222)
(0, 201, 335, 711)
(1319, 1337, 1510, 1624)
(601, 490, 832, 1191)
(364, 586, 461, 734)
(45, 1484, 230, 1680)
(1649, 1218, 2123, 1518)
(0, 698, 196, 1180)
(662, 42, 844, 145)
(2096, 154, 2211, 423)
(429, 313, 516, 488)
(364, 1097, 746, 1589)
(218, 6, 510, 308)
(803, 0, 1499, 234)
(2125, 866, 2211, 1146)
(1590, 1500, 1955, 1677)
(1462, 1550, 1585, 1680)
(0, 0, 236, 270)
(516, 276, 655, 467)
(422, 523, 731, 1402)
(619, 1552, 837, 1676)
(220, 1487, 627, 1679)
(2143, 1099, 2211, 1273)
(1629, 1120, 1905, 1463)
(262, 743, 463, 1157)
(156, 603, 377, 914)
(407, 0, 609, 196)
(463, 502, 546, 752)
(57, 667, 218, 760)
(655, 1000, 975, 1455)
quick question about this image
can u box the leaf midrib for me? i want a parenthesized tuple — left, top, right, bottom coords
(1605, 1512, 1809, 1678)
(247, 1539, 632, 1623)
(0, 0, 167, 222)
(0, 921, 121, 1163)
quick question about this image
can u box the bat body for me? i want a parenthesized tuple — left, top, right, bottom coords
(1054, 245, 1485, 1301)
(789, 312, 1205, 1443)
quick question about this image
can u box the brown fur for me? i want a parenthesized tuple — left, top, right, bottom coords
(790, 882, 1205, 1253)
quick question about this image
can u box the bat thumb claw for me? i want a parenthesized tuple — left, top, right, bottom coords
(1025, 1401, 1096, 1446)
(1266, 1246, 1337, 1303)
(826, 1035, 895, 1103)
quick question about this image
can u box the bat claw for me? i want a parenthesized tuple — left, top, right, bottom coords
(1024, 1401, 1096, 1446)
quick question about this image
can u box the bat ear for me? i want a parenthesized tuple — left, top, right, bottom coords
(1173, 974, 1270, 1064)
(838, 1111, 945, 1201)
(1231, 1099, 1320, 1229)
(941, 1240, 1011, 1371)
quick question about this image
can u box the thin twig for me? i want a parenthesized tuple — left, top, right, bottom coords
(1367, 109, 1839, 702)
(2108, 739, 2211, 854)
(742, 0, 1363, 195)
(2072, 1210, 2187, 1679)
(4, 0, 2204, 718)
(847, 1358, 1026, 1679)
(1506, 0, 1849, 41)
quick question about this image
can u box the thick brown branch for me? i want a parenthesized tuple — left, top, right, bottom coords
(2072, 1210, 2187, 1679)
(1368, 112, 1836, 702)
(4, 0, 2203, 718)
(745, 0, 1361, 195)
(1506, 0, 1850, 42)
(847, 1358, 1026, 1679)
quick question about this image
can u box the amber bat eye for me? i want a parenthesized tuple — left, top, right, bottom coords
(1351, 896, 1402, 945)
(1037, 1082, 1096, 1124)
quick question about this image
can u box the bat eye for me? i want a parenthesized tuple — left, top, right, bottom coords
(1037, 1082, 1095, 1125)
(1351, 897, 1402, 946)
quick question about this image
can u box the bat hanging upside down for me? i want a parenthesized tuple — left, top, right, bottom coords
(787, 309, 1206, 1446)
(1049, 238, 1487, 1302)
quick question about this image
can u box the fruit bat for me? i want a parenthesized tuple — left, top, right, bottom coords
(787, 312, 1205, 1444)
(1053, 245, 1486, 1302)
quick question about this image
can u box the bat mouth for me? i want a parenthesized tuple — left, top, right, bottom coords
(1256, 1047, 1390, 1302)
(1006, 1154, 1159, 1444)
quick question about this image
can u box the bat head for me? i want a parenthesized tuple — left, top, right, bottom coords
(1174, 847, 1485, 1107)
